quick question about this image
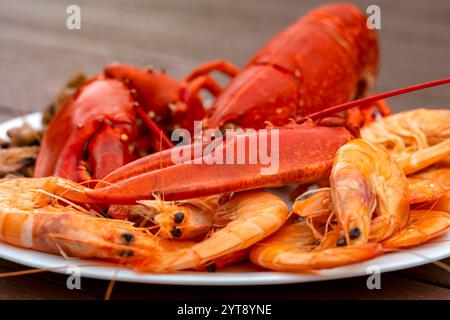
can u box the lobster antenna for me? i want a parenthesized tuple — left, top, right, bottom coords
(160, 129, 165, 202)
(304, 77, 450, 120)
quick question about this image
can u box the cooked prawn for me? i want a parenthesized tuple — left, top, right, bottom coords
(134, 190, 288, 272)
(138, 195, 220, 239)
(293, 178, 446, 216)
(330, 139, 410, 245)
(382, 210, 450, 249)
(196, 249, 250, 272)
(361, 109, 450, 174)
(292, 188, 334, 240)
(99, 195, 221, 239)
(411, 167, 450, 188)
(434, 192, 450, 213)
(0, 177, 191, 263)
(407, 178, 448, 204)
(249, 222, 382, 272)
(409, 167, 450, 211)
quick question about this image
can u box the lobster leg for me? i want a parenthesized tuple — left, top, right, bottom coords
(175, 75, 223, 120)
(347, 100, 392, 127)
(346, 107, 363, 128)
(105, 62, 236, 136)
(184, 60, 240, 82)
(374, 100, 392, 117)
(172, 61, 239, 133)
(183, 75, 223, 98)
(135, 105, 174, 150)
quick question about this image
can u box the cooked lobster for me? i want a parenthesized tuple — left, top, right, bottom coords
(34, 61, 239, 182)
(83, 78, 450, 204)
(35, 2, 449, 201)
(205, 2, 381, 130)
(35, 3, 380, 183)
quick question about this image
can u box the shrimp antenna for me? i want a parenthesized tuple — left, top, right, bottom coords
(302, 77, 450, 121)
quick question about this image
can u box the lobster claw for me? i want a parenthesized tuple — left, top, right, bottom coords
(80, 122, 354, 204)
(35, 60, 239, 183)
(104, 63, 183, 125)
(86, 123, 136, 180)
(105, 61, 239, 135)
(34, 77, 137, 182)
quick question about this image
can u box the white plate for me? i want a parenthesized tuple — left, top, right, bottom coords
(0, 113, 449, 286)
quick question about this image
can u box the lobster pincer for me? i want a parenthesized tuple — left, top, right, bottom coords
(34, 60, 239, 183)
(34, 77, 138, 182)
(81, 121, 354, 204)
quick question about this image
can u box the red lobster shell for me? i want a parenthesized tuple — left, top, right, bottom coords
(206, 3, 379, 129)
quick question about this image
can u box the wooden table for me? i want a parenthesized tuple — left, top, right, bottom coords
(0, 0, 449, 300)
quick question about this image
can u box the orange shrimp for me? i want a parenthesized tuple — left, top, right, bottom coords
(382, 210, 450, 249)
(330, 139, 410, 245)
(407, 178, 448, 204)
(249, 222, 382, 272)
(434, 192, 450, 213)
(196, 249, 250, 272)
(292, 188, 333, 224)
(0, 178, 191, 263)
(134, 190, 288, 272)
(293, 179, 447, 215)
(411, 167, 450, 188)
(409, 167, 450, 211)
(361, 109, 450, 175)
(138, 195, 220, 239)
(292, 188, 334, 239)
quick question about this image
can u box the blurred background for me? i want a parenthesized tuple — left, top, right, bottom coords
(0, 0, 449, 122)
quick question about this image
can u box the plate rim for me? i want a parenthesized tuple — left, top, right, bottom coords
(0, 239, 448, 286)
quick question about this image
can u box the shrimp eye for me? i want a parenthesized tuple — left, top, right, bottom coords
(122, 233, 134, 244)
(349, 228, 361, 239)
(313, 241, 321, 246)
(119, 250, 134, 257)
(173, 212, 185, 224)
(206, 263, 217, 272)
(171, 227, 182, 238)
(336, 236, 347, 247)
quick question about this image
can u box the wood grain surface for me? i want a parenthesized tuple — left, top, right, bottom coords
(0, 0, 449, 300)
